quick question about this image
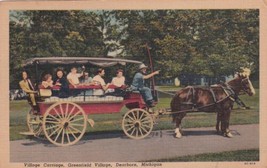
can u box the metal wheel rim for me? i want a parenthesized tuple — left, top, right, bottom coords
(42, 102, 87, 147)
(122, 108, 153, 139)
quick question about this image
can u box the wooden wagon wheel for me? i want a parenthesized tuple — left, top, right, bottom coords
(42, 102, 87, 147)
(122, 108, 153, 139)
(27, 109, 45, 139)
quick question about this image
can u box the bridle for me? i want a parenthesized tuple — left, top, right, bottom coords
(240, 77, 252, 95)
(225, 77, 252, 96)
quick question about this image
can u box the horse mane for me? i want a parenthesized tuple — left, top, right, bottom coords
(239, 68, 251, 78)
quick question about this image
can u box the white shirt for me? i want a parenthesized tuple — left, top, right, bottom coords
(93, 75, 106, 86)
(67, 73, 82, 85)
(111, 76, 125, 87)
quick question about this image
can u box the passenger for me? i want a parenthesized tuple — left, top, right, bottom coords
(19, 71, 38, 112)
(131, 64, 160, 107)
(80, 72, 94, 96)
(41, 74, 53, 88)
(92, 68, 110, 95)
(54, 69, 70, 98)
(67, 66, 84, 88)
(111, 69, 125, 87)
(81, 72, 94, 85)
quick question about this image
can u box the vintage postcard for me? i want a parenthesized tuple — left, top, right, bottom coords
(0, 0, 266, 168)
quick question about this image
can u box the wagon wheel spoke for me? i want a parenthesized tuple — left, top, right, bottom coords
(126, 125, 135, 132)
(135, 127, 139, 137)
(140, 116, 150, 122)
(34, 127, 43, 137)
(53, 127, 63, 142)
(59, 104, 64, 118)
(45, 124, 59, 131)
(139, 127, 144, 136)
(45, 121, 60, 124)
(130, 127, 136, 136)
(66, 129, 71, 143)
(47, 114, 61, 122)
(139, 111, 145, 120)
(136, 110, 139, 120)
(68, 111, 82, 122)
(130, 111, 137, 120)
(61, 129, 65, 145)
(68, 125, 82, 134)
(67, 128, 78, 140)
(66, 105, 76, 119)
(142, 124, 152, 129)
(125, 114, 135, 122)
(141, 120, 152, 124)
(140, 125, 148, 134)
(53, 108, 63, 120)
(70, 117, 84, 123)
(64, 103, 69, 118)
(48, 126, 62, 138)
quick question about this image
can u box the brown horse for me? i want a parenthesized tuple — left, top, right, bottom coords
(170, 70, 255, 138)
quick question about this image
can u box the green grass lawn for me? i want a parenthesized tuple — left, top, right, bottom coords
(146, 149, 259, 162)
(9, 89, 259, 141)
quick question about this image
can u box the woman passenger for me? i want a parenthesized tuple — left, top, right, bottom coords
(111, 69, 125, 87)
(54, 69, 70, 98)
(41, 74, 53, 88)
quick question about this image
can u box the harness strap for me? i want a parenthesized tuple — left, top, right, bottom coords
(220, 84, 235, 102)
(209, 87, 217, 103)
(186, 86, 196, 107)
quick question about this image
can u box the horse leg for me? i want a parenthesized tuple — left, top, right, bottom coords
(174, 113, 186, 138)
(221, 109, 233, 138)
(216, 112, 222, 134)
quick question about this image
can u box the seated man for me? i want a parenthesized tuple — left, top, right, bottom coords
(92, 68, 110, 95)
(111, 69, 125, 87)
(80, 72, 94, 96)
(67, 66, 84, 88)
(131, 64, 159, 107)
(19, 71, 38, 112)
(80, 72, 94, 85)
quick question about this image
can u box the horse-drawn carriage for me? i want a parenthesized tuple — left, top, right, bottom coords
(21, 57, 255, 147)
(23, 57, 158, 146)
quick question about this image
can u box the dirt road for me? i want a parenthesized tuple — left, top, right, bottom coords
(10, 124, 259, 162)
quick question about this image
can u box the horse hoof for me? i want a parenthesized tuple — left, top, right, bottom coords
(224, 132, 233, 138)
(226, 132, 233, 138)
(175, 132, 182, 138)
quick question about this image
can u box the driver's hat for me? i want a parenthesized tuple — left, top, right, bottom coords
(139, 63, 148, 70)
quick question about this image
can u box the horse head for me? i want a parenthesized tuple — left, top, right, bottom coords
(237, 68, 256, 96)
(227, 68, 255, 96)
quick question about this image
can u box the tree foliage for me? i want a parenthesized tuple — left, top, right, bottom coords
(9, 10, 259, 88)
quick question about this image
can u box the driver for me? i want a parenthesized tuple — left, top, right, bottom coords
(131, 64, 160, 107)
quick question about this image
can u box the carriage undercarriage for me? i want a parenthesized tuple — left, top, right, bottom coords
(24, 97, 234, 147)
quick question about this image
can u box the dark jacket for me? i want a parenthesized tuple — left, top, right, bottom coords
(54, 77, 70, 98)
